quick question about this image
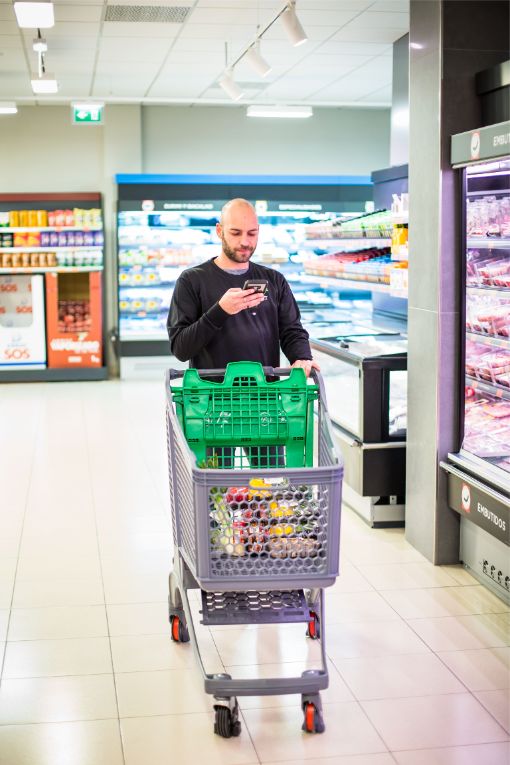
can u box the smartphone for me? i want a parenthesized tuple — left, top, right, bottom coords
(243, 279, 268, 294)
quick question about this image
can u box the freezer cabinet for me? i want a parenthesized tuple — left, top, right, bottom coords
(310, 337, 407, 526)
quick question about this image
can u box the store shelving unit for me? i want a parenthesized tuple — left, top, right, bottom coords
(442, 128, 510, 603)
(0, 193, 107, 382)
(115, 173, 374, 378)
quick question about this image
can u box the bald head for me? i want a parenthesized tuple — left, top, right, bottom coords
(220, 198, 257, 226)
(216, 198, 259, 267)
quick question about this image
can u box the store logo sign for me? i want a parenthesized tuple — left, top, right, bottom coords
(461, 483, 471, 512)
(142, 200, 155, 212)
(470, 131, 480, 160)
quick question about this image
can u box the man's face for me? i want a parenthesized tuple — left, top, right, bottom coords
(217, 205, 259, 264)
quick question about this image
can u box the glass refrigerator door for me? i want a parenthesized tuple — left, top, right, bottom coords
(462, 158, 510, 475)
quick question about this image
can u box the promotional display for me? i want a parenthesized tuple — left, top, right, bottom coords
(45, 271, 102, 368)
(443, 122, 510, 601)
(0, 193, 106, 380)
(0, 274, 46, 369)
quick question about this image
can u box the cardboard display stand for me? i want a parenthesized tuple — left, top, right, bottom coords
(45, 271, 103, 368)
(0, 274, 46, 369)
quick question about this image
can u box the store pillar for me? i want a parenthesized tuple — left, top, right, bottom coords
(406, 0, 510, 562)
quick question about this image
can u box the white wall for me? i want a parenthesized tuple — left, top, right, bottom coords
(142, 105, 391, 176)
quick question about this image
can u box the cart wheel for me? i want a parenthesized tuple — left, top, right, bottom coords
(214, 706, 241, 738)
(170, 615, 189, 643)
(302, 702, 325, 734)
(306, 611, 320, 640)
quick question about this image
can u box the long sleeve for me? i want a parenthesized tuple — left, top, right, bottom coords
(277, 278, 312, 363)
(167, 273, 229, 362)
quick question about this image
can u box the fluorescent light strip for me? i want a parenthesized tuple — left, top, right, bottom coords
(0, 102, 18, 115)
(14, 2, 54, 28)
(247, 105, 313, 119)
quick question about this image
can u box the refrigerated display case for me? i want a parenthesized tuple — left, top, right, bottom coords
(0, 193, 107, 381)
(115, 174, 376, 378)
(442, 122, 510, 602)
(309, 330, 407, 527)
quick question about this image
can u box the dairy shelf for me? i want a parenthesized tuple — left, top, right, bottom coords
(301, 273, 398, 294)
(0, 246, 103, 253)
(0, 226, 102, 233)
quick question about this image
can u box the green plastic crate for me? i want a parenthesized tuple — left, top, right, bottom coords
(171, 362, 318, 469)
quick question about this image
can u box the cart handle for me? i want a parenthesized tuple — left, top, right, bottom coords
(167, 365, 328, 410)
(168, 366, 292, 380)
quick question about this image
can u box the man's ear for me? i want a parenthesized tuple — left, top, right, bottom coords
(215, 222, 222, 240)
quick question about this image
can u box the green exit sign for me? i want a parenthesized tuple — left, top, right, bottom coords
(72, 103, 104, 125)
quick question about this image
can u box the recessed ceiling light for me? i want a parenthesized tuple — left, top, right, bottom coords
(247, 105, 313, 119)
(31, 74, 58, 94)
(14, 2, 55, 28)
(0, 102, 18, 115)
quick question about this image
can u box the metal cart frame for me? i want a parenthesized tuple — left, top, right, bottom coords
(166, 365, 343, 737)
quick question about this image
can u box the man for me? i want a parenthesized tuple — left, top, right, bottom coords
(168, 197, 319, 376)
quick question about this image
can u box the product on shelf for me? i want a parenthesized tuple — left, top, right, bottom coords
(303, 247, 392, 283)
(305, 210, 393, 240)
(0, 274, 46, 369)
(45, 272, 102, 367)
(467, 195, 510, 238)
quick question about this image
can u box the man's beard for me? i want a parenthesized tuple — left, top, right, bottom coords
(221, 233, 254, 263)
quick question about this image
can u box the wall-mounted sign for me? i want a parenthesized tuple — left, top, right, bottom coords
(72, 103, 104, 125)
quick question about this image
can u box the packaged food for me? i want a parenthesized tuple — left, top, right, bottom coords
(54, 210, 65, 227)
(37, 209, 48, 227)
(13, 232, 28, 247)
(64, 209, 74, 226)
(21, 253, 30, 268)
(26, 231, 40, 247)
(9, 210, 19, 227)
(28, 210, 38, 227)
(19, 210, 28, 227)
(0, 212, 9, 228)
(47, 210, 56, 227)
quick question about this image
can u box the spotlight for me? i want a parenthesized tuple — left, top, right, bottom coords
(243, 43, 272, 78)
(218, 69, 244, 101)
(280, 1, 308, 47)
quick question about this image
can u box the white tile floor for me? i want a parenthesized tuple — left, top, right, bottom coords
(0, 380, 509, 765)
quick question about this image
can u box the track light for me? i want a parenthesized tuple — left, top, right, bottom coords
(218, 69, 244, 101)
(244, 43, 272, 78)
(0, 102, 18, 115)
(280, 1, 308, 47)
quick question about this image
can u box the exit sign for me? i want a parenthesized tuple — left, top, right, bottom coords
(72, 103, 104, 125)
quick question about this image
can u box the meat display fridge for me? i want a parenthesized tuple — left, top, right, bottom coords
(442, 121, 510, 602)
(308, 325, 407, 527)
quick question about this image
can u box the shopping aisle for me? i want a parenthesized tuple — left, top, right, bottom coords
(0, 380, 508, 765)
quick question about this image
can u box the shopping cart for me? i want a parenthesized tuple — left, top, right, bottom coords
(166, 361, 343, 738)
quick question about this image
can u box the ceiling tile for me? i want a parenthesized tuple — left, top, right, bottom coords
(332, 26, 407, 43)
(99, 37, 173, 60)
(317, 40, 393, 56)
(102, 21, 181, 37)
(22, 22, 101, 38)
(0, 35, 25, 51)
(345, 11, 409, 29)
(0, 73, 34, 96)
(0, 50, 26, 70)
(187, 7, 261, 24)
(370, 1, 409, 12)
(357, 83, 392, 103)
(149, 74, 216, 98)
(54, 5, 104, 22)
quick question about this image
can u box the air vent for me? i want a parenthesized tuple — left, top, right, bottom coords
(105, 5, 191, 23)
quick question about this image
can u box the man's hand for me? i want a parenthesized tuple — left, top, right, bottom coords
(219, 288, 266, 316)
(291, 359, 321, 378)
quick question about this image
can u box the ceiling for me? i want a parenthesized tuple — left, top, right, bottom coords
(0, 0, 409, 106)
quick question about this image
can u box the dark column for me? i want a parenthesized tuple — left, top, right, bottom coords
(406, 0, 510, 562)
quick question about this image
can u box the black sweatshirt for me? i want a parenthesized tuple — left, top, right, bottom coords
(167, 258, 312, 370)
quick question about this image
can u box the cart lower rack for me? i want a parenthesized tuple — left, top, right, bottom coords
(166, 362, 343, 737)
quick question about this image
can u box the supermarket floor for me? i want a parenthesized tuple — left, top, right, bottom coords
(0, 380, 509, 765)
